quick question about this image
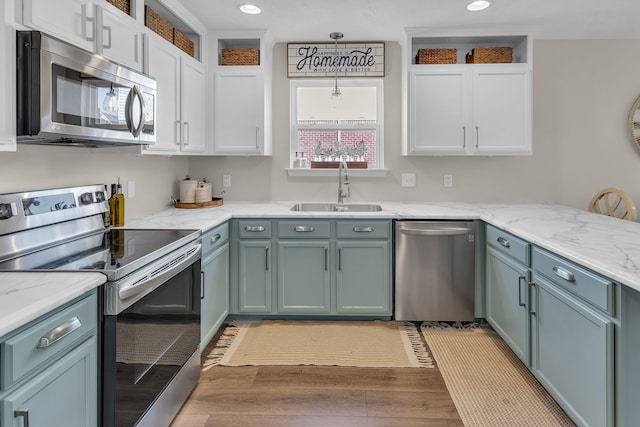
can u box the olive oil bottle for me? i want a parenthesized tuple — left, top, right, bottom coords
(109, 178, 125, 227)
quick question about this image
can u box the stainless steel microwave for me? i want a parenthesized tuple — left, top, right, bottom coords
(16, 31, 156, 147)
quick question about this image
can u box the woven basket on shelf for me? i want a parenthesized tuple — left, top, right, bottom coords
(415, 48, 457, 64)
(106, 0, 130, 15)
(221, 48, 260, 66)
(173, 29, 194, 57)
(465, 47, 512, 63)
(144, 5, 173, 43)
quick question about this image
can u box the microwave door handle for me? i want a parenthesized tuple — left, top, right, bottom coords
(125, 85, 145, 138)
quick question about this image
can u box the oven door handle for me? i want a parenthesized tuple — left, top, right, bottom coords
(117, 243, 201, 301)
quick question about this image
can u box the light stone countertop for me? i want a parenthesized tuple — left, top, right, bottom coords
(0, 272, 106, 337)
(3, 200, 640, 337)
(125, 201, 640, 293)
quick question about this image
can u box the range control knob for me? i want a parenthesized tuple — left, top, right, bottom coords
(79, 192, 94, 205)
(0, 203, 17, 220)
(95, 191, 106, 203)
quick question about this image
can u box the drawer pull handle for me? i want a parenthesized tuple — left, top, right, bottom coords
(552, 266, 576, 282)
(353, 226, 373, 232)
(210, 233, 221, 244)
(294, 226, 314, 232)
(497, 237, 510, 248)
(37, 317, 82, 349)
(245, 226, 265, 232)
(14, 408, 30, 427)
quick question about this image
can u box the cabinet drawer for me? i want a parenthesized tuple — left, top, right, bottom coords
(336, 220, 391, 239)
(532, 247, 615, 315)
(278, 221, 331, 238)
(1, 292, 97, 390)
(238, 220, 272, 238)
(486, 224, 530, 265)
(202, 222, 229, 257)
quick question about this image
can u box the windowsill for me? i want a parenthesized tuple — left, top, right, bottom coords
(286, 168, 389, 177)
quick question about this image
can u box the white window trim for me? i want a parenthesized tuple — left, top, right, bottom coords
(287, 78, 386, 177)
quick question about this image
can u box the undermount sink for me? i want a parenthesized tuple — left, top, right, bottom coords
(290, 203, 383, 212)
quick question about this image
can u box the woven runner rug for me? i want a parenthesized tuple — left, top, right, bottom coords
(203, 320, 433, 370)
(421, 323, 575, 427)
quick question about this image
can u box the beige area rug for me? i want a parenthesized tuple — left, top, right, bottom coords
(421, 323, 575, 427)
(203, 320, 434, 370)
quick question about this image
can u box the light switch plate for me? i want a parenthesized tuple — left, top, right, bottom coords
(222, 175, 231, 187)
(127, 181, 135, 198)
(401, 173, 417, 187)
(443, 174, 453, 188)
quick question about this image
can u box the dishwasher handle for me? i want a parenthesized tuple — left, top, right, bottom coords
(399, 226, 473, 236)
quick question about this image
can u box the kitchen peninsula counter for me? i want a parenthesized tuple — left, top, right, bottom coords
(0, 272, 106, 337)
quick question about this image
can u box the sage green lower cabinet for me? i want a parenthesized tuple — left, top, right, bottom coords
(530, 273, 614, 427)
(0, 290, 98, 427)
(278, 240, 331, 313)
(200, 223, 230, 349)
(336, 240, 391, 314)
(230, 218, 392, 317)
(238, 240, 273, 313)
(1, 338, 97, 427)
(486, 246, 530, 365)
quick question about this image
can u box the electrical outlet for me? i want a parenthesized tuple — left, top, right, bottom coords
(401, 173, 416, 187)
(443, 174, 453, 188)
(127, 181, 135, 198)
(222, 175, 231, 187)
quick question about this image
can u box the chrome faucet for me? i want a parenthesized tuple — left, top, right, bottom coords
(337, 160, 351, 203)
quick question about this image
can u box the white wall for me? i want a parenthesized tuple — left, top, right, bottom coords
(0, 145, 189, 221)
(189, 39, 640, 211)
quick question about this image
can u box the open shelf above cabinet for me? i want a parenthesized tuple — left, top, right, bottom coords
(409, 34, 530, 65)
(144, 0, 201, 60)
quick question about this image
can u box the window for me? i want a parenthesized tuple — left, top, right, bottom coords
(290, 79, 384, 170)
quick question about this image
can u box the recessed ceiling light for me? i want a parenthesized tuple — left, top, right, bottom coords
(466, 0, 492, 11)
(239, 4, 261, 14)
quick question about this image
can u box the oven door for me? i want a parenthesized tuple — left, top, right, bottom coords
(102, 256, 201, 427)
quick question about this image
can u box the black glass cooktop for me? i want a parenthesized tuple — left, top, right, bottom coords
(0, 228, 197, 276)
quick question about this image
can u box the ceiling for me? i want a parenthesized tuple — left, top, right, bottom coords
(177, 0, 640, 42)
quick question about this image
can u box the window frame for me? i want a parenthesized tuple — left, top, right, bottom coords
(289, 78, 385, 172)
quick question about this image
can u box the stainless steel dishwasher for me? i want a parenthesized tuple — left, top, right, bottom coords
(394, 220, 476, 321)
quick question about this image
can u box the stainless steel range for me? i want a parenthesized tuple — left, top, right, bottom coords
(0, 185, 202, 427)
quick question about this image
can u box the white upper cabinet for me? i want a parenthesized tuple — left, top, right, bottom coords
(23, 0, 94, 52)
(180, 55, 206, 153)
(142, 31, 206, 154)
(210, 31, 273, 156)
(0, 0, 16, 151)
(96, 3, 141, 71)
(404, 30, 532, 156)
(23, 0, 142, 71)
(213, 70, 265, 155)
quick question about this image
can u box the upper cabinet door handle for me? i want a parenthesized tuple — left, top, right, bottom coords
(552, 266, 576, 282)
(497, 237, 510, 248)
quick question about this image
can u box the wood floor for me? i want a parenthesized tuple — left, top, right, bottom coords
(170, 329, 464, 427)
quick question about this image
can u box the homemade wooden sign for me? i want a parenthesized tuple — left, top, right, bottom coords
(287, 42, 385, 78)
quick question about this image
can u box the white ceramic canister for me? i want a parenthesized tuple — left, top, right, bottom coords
(179, 176, 198, 203)
(195, 181, 212, 203)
